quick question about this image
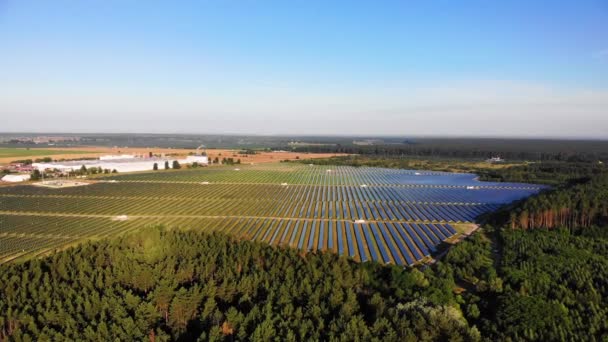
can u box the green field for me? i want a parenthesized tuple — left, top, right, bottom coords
(0, 147, 92, 159)
(0, 163, 534, 264)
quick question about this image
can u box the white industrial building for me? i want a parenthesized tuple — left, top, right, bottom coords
(1, 174, 31, 182)
(183, 155, 209, 164)
(32, 155, 208, 173)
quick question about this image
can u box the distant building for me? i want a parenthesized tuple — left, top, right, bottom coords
(8, 163, 34, 172)
(353, 139, 383, 146)
(184, 155, 209, 164)
(32, 155, 209, 173)
(1, 174, 31, 182)
(486, 157, 504, 163)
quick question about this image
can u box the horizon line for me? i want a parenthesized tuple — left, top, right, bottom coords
(0, 131, 607, 142)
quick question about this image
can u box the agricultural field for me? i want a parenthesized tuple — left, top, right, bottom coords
(0, 146, 342, 164)
(0, 147, 94, 160)
(0, 163, 544, 264)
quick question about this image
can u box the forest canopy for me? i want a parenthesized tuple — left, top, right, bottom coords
(0, 229, 479, 342)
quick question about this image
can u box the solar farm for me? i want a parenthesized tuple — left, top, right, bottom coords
(0, 163, 544, 265)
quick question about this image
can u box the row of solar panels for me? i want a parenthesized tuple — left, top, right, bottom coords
(284, 184, 540, 205)
(238, 217, 457, 265)
(273, 200, 500, 223)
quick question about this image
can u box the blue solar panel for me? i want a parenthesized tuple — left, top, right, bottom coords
(385, 222, 413, 265)
(443, 223, 457, 235)
(353, 223, 368, 262)
(349, 202, 356, 220)
(361, 223, 379, 262)
(327, 220, 333, 249)
(298, 221, 308, 249)
(318, 220, 325, 250)
(337, 221, 344, 254)
(376, 222, 401, 265)
(402, 223, 430, 256)
(269, 220, 282, 244)
(308, 220, 316, 251)
(416, 223, 441, 245)
(289, 221, 300, 246)
(394, 223, 422, 260)
(260, 220, 274, 241)
(345, 221, 355, 257)
(429, 223, 448, 240)
(369, 223, 390, 263)
(280, 220, 293, 244)
(410, 223, 436, 252)
(251, 219, 266, 241)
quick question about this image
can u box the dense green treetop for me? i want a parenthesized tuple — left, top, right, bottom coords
(0, 229, 479, 341)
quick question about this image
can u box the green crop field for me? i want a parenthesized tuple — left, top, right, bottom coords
(0, 147, 93, 159)
(0, 163, 542, 264)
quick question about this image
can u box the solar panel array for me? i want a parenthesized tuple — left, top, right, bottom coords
(0, 163, 544, 265)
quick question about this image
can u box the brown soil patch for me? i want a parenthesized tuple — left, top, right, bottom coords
(204, 149, 345, 164)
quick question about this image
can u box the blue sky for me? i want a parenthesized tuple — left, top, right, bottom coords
(1, 0, 607, 137)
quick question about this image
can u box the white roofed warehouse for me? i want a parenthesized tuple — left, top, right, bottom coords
(32, 155, 208, 173)
(1, 174, 31, 182)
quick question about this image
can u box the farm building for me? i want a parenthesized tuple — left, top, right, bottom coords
(8, 163, 34, 172)
(1, 174, 31, 182)
(32, 155, 208, 173)
(486, 156, 504, 163)
(184, 155, 209, 164)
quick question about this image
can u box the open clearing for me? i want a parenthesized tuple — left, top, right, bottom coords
(32, 180, 91, 188)
(0, 163, 543, 264)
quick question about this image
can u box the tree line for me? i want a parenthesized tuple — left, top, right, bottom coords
(294, 155, 606, 186)
(477, 161, 606, 185)
(281, 139, 608, 162)
(487, 172, 608, 230)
